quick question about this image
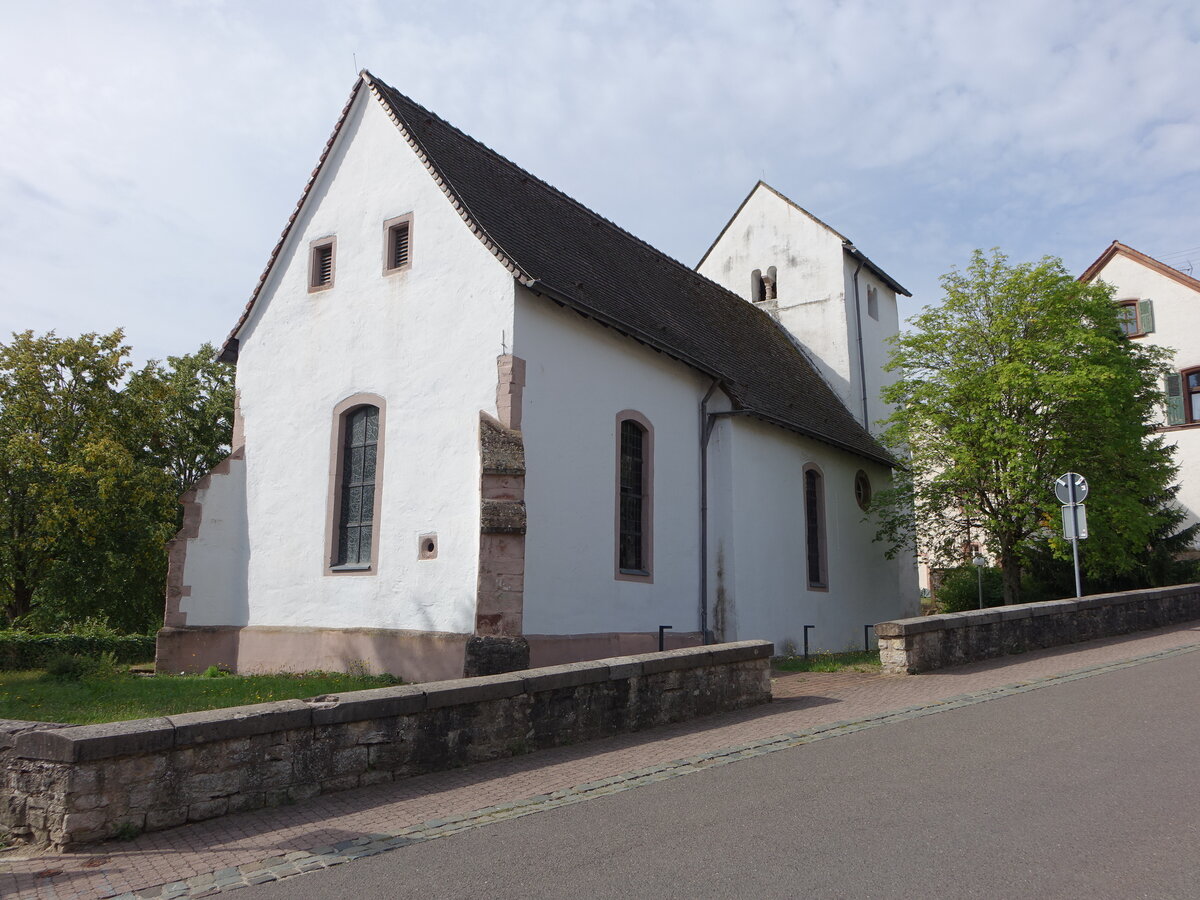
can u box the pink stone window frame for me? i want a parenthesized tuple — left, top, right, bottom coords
(803, 462, 829, 592)
(383, 213, 414, 275)
(614, 410, 654, 584)
(324, 393, 386, 575)
(308, 235, 336, 293)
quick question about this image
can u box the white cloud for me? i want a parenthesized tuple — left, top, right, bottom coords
(1, 0, 1197, 361)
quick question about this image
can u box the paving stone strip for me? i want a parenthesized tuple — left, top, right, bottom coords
(85, 640, 1200, 900)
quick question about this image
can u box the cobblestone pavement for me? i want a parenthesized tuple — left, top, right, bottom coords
(4, 622, 1199, 900)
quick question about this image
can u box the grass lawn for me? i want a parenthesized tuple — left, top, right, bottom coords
(0, 670, 403, 725)
(772, 650, 881, 674)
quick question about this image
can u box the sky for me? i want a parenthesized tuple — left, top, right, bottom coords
(2, 0, 1199, 366)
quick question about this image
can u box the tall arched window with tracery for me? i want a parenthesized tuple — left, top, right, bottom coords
(615, 411, 654, 581)
(803, 464, 827, 590)
(327, 395, 386, 573)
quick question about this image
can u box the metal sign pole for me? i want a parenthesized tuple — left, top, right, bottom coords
(1071, 534, 1081, 599)
(1056, 473, 1088, 600)
(1068, 479, 1081, 598)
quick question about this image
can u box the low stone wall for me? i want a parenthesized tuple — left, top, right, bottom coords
(876, 584, 1200, 675)
(2, 640, 772, 848)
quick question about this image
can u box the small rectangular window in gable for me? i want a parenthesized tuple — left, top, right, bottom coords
(309, 237, 335, 292)
(384, 214, 413, 274)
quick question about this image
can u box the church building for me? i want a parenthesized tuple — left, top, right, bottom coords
(155, 71, 920, 681)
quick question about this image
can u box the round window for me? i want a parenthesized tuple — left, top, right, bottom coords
(854, 470, 872, 511)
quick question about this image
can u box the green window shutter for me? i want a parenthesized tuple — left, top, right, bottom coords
(1138, 298, 1155, 333)
(1165, 373, 1185, 425)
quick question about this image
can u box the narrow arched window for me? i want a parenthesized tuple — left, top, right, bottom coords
(804, 465, 827, 589)
(326, 396, 385, 573)
(336, 405, 378, 566)
(615, 411, 653, 581)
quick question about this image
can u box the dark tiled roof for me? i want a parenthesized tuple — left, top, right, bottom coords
(226, 72, 892, 466)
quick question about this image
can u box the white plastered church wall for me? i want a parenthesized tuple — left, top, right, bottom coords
(716, 416, 918, 652)
(840, 262, 901, 434)
(513, 285, 919, 648)
(203, 89, 516, 633)
(515, 287, 709, 636)
(178, 460, 249, 626)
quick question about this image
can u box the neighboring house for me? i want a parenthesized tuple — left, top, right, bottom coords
(1080, 241, 1200, 553)
(156, 71, 919, 682)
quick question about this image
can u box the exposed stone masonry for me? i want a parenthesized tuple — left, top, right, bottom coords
(876, 584, 1200, 674)
(473, 394, 527, 662)
(2, 641, 772, 849)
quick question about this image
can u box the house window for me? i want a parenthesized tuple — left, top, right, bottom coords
(384, 214, 413, 274)
(309, 237, 335, 292)
(854, 469, 872, 511)
(1116, 298, 1154, 337)
(867, 286, 879, 320)
(326, 395, 385, 573)
(615, 411, 653, 580)
(1168, 368, 1200, 425)
(804, 465, 827, 589)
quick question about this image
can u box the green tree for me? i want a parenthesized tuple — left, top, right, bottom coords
(0, 332, 235, 632)
(0, 330, 161, 624)
(1022, 484, 1200, 600)
(874, 250, 1179, 605)
(127, 344, 235, 497)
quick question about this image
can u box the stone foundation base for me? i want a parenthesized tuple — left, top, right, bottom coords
(156, 626, 469, 683)
(463, 635, 530, 677)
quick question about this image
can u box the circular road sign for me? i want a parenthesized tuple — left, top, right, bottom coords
(1054, 472, 1089, 505)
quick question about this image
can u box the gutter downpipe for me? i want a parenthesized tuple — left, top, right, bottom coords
(699, 379, 751, 645)
(849, 250, 869, 427)
(699, 380, 720, 644)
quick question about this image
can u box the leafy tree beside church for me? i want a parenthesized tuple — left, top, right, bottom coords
(873, 250, 1181, 605)
(0, 331, 233, 632)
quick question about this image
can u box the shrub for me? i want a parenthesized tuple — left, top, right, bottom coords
(42, 651, 124, 682)
(0, 631, 155, 670)
(937, 566, 1005, 613)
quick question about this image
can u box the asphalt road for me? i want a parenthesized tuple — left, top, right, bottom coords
(247, 650, 1200, 899)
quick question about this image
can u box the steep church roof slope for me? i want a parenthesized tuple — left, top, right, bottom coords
(225, 72, 891, 466)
